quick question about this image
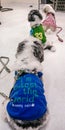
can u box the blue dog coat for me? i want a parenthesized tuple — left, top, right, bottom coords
(7, 73, 47, 121)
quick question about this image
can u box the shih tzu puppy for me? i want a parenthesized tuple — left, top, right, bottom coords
(3, 37, 49, 130)
(42, 4, 63, 42)
(28, 9, 56, 52)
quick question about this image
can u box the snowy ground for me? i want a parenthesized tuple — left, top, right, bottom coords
(0, 2, 65, 130)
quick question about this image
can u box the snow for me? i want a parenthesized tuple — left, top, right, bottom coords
(0, 2, 65, 130)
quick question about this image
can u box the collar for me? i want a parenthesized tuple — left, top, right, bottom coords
(14, 69, 43, 80)
(32, 24, 40, 28)
(14, 69, 37, 80)
(47, 12, 55, 18)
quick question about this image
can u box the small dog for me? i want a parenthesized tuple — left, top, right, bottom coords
(42, 4, 63, 42)
(3, 37, 49, 130)
(28, 9, 56, 52)
(42, 4, 56, 32)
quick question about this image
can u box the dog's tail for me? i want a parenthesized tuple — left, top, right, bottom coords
(56, 26, 63, 42)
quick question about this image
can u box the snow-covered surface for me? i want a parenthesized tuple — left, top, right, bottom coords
(0, 2, 65, 130)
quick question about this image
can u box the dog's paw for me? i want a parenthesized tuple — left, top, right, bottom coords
(44, 43, 56, 52)
(50, 46, 56, 52)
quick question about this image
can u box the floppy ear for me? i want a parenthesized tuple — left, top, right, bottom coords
(28, 13, 35, 22)
(28, 10, 35, 22)
(43, 8, 47, 13)
(32, 41, 44, 63)
(15, 40, 28, 57)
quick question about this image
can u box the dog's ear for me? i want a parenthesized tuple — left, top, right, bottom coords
(43, 8, 47, 13)
(17, 42, 25, 54)
(28, 10, 43, 22)
(32, 41, 44, 62)
(16, 40, 28, 57)
(28, 11, 35, 22)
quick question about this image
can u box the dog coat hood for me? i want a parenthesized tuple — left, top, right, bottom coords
(7, 73, 47, 121)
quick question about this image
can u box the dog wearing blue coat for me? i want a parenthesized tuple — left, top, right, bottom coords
(3, 37, 49, 130)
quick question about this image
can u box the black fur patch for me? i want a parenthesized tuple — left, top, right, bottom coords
(14, 116, 44, 129)
(28, 10, 43, 22)
(32, 41, 44, 62)
(16, 41, 28, 54)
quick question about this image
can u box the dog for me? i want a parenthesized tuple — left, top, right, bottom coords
(42, 4, 63, 42)
(28, 9, 56, 52)
(2, 37, 49, 130)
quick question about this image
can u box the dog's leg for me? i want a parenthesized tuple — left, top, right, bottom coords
(38, 110, 49, 130)
(51, 26, 56, 32)
(43, 26, 48, 32)
(44, 41, 56, 52)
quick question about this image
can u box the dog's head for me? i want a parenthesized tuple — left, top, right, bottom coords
(28, 9, 43, 27)
(12, 37, 44, 72)
(43, 4, 55, 16)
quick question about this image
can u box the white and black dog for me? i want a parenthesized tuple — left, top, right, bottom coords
(3, 37, 49, 130)
(28, 9, 56, 52)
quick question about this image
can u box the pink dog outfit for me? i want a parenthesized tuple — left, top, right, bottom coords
(42, 13, 56, 29)
(42, 13, 63, 42)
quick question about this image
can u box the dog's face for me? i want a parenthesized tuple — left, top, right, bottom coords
(30, 15, 42, 27)
(12, 37, 44, 72)
(28, 9, 43, 27)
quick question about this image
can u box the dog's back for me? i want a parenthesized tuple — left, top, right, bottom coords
(5, 73, 48, 130)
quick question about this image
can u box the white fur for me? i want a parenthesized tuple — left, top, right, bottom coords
(10, 36, 43, 72)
